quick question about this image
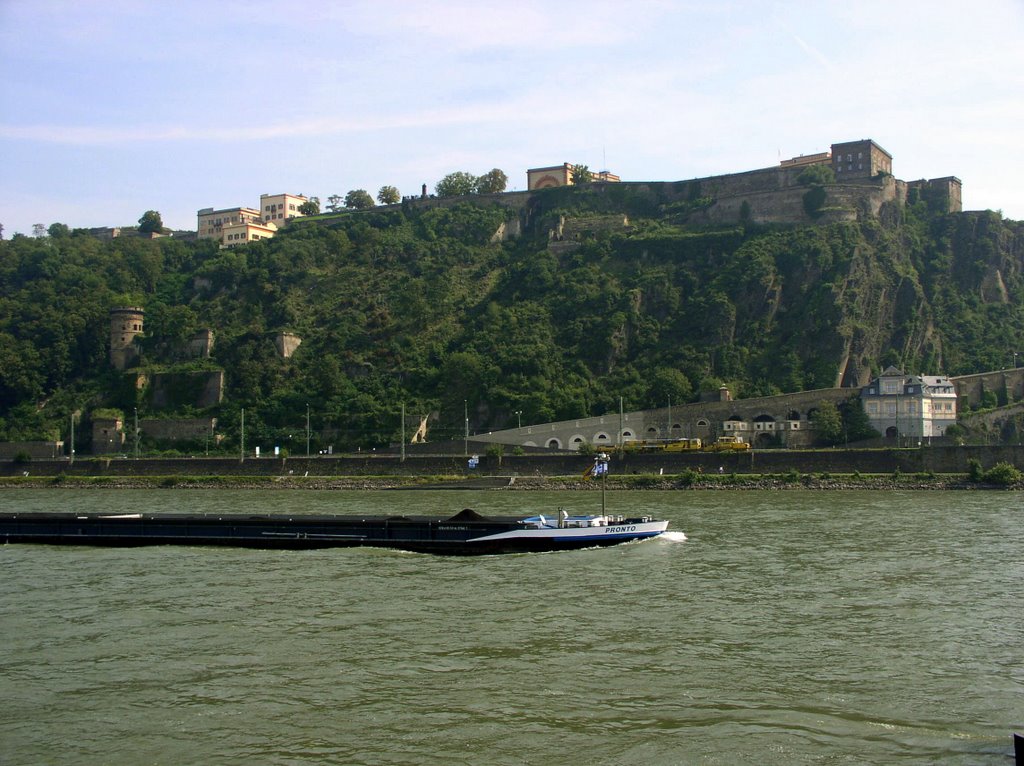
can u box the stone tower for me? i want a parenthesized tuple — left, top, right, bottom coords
(110, 306, 144, 370)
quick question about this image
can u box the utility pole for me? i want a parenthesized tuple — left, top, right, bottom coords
(69, 411, 76, 464)
(134, 407, 139, 459)
(306, 404, 310, 458)
(618, 397, 624, 449)
(240, 408, 245, 462)
(401, 402, 406, 463)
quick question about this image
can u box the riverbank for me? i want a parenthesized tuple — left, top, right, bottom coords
(0, 472, 1015, 490)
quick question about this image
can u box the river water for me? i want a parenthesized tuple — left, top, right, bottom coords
(0, 489, 1021, 765)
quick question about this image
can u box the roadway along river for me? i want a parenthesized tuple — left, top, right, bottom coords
(0, 488, 1021, 764)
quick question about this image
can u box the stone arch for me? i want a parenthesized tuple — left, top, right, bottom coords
(646, 426, 659, 438)
(523, 441, 537, 448)
(696, 419, 710, 430)
(787, 410, 801, 421)
(671, 422, 683, 435)
(546, 437, 562, 449)
(622, 429, 635, 440)
(754, 432, 775, 447)
(570, 435, 586, 450)
(885, 426, 898, 438)
(593, 432, 613, 445)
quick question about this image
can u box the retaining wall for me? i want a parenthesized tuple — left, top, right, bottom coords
(4, 446, 1022, 479)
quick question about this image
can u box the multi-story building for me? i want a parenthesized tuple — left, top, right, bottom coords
(831, 139, 892, 180)
(197, 206, 262, 241)
(197, 193, 307, 246)
(861, 366, 958, 439)
(527, 163, 621, 190)
(259, 193, 307, 226)
(221, 218, 277, 247)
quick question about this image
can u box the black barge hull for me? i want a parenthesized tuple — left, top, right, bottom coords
(0, 511, 652, 556)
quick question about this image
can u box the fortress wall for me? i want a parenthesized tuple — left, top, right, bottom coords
(140, 418, 217, 442)
(471, 388, 859, 450)
(953, 369, 1024, 406)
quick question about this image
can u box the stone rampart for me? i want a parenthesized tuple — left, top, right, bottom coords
(952, 368, 1024, 407)
(471, 388, 859, 451)
(0, 441, 65, 459)
(140, 418, 217, 442)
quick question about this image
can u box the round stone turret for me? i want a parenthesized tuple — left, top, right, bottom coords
(110, 306, 144, 370)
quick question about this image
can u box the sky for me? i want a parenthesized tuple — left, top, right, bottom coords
(1, 0, 1023, 236)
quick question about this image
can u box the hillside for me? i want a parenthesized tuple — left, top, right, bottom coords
(1, 185, 1022, 451)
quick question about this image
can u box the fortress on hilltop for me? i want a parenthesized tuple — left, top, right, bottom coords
(524, 139, 961, 225)
(355, 138, 962, 228)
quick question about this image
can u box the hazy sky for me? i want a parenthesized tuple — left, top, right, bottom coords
(1, 0, 1022, 235)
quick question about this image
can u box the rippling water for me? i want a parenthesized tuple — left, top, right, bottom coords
(1, 489, 1022, 764)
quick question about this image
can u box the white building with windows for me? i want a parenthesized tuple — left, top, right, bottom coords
(861, 366, 958, 439)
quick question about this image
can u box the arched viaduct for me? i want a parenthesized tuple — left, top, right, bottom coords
(471, 388, 858, 452)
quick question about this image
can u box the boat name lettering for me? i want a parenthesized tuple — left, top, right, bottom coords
(438, 526, 469, 531)
(605, 525, 637, 534)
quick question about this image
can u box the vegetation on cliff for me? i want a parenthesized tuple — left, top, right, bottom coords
(0, 185, 1021, 452)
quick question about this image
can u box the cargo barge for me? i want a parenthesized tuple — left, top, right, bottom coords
(0, 509, 670, 556)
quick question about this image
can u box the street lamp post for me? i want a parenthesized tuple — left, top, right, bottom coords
(515, 410, 522, 429)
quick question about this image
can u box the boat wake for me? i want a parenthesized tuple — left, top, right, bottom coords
(660, 531, 688, 543)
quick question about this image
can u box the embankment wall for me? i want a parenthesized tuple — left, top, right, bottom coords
(4, 446, 1022, 479)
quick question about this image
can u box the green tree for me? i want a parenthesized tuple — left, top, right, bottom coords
(570, 164, 593, 184)
(325, 195, 343, 213)
(377, 185, 400, 205)
(476, 169, 508, 194)
(345, 189, 375, 210)
(839, 398, 879, 442)
(435, 172, 478, 198)
(812, 399, 842, 445)
(137, 210, 163, 234)
(797, 164, 835, 186)
(648, 368, 694, 407)
(797, 165, 833, 219)
(298, 197, 320, 216)
(47, 222, 70, 239)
